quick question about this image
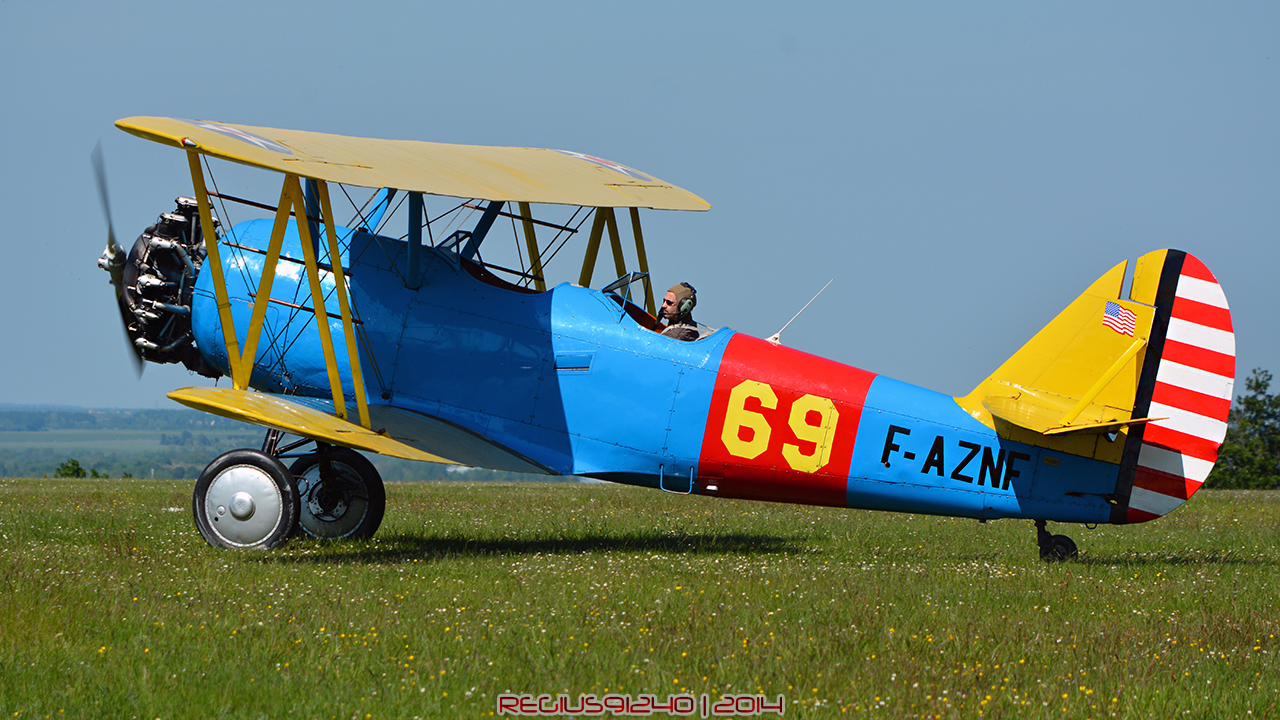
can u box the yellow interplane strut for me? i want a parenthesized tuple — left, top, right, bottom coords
(629, 207, 655, 315)
(284, 176, 355, 424)
(186, 157, 370, 428)
(237, 182, 297, 391)
(517, 202, 546, 292)
(578, 209, 608, 288)
(603, 207, 627, 281)
(577, 207, 638, 292)
(188, 151, 244, 385)
(314, 179, 370, 429)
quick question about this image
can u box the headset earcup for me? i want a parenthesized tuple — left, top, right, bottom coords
(678, 284, 696, 315)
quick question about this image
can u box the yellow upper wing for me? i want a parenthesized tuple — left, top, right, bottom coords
(116, 117, 710, 211)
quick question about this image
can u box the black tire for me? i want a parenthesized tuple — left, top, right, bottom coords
(1040, 534, 1079, 562)
(193, 449, 299, 550)
(288, 448, 385, 540)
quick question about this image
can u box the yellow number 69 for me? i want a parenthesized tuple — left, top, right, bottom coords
(721, 380, 776, 460)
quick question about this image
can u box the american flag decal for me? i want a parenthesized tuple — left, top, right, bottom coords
(1103, 301, 1137, 336)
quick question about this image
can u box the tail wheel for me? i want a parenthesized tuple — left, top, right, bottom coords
(1040, 534, 1079, 562)
(1035, 519, 1079, 562)
(289, 448, 385, 540)
(193, 449, 299, 550)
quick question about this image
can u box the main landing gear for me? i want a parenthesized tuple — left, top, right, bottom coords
(193, 449, 298, 550)
(192, 434, 386, 550)
(1035, 519, 1078, 562)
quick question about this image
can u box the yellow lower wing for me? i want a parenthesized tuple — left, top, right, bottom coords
(168, 387, 553, 474)
(169, 387, 454, 463)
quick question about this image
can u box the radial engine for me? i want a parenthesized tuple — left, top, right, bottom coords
(99, 197, 219, 376)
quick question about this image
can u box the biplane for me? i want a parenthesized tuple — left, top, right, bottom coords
(96, 117, 1236, 560)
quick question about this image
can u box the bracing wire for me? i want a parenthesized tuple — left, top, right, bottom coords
(539, 206, 590, 269)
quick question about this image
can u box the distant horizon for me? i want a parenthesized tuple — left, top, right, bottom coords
(0, 403, 199, 413)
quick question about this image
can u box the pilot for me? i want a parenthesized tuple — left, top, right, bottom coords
(659, 282, 700, 341)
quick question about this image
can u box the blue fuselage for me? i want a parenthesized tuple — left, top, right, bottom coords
(191, 220, 1120, 524)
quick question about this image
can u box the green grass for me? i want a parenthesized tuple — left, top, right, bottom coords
(0, 480, 1276, 718)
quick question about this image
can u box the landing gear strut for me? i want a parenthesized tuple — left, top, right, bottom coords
(288, 446, 385, 540)
(1036, 519, 1078, 562)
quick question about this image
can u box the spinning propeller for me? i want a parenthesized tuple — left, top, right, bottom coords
(92, 142, 144, 377)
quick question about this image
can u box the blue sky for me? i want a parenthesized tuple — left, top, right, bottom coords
(1, 2, 1275, 408)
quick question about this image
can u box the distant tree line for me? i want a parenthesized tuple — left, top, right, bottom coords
(0, 409, 255, 432)
(52, 458, 128, 479)
(0, 409, 579, 482)
(10, 451, 210, 480)
(22, 453, 572, 482)
(1207, 368, 1280, 489)
(3, 449, 566, 482)
(159, 430, 218, 447)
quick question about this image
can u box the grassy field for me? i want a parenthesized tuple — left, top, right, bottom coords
(0, 479, 1275, 719)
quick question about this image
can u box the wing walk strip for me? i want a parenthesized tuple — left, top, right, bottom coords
(1129, 255, 1235, 522)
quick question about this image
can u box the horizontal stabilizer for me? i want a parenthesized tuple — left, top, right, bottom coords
(982, 395, 1161, 436)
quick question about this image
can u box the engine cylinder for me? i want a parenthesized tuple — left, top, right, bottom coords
(119, 197, 219, 376)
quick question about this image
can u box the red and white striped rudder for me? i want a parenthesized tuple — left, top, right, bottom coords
(1122, 251, 1235, 523)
